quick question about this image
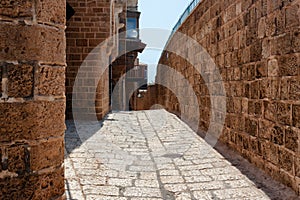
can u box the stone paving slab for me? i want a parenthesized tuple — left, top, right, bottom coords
(65, 110, 299, 200)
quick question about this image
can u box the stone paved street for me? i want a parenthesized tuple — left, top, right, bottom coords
(65, 110, 299, 200)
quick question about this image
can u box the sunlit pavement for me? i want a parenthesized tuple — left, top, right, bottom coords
(64, 110, 298, 200)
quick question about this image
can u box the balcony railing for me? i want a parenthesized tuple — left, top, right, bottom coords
(171, 0, 202, 35)
(163, 0, 202, 51)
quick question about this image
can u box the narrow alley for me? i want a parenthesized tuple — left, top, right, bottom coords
(1, 0, 300, 198)
(65, 110, 298, 200)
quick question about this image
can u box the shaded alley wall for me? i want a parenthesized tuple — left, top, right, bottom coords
(130, 85, 158, 110)
(130, 85, 181, 114)
(66, 0, 117, 120)
(157, 0, 300, 194)
(0, 0, 66, 199)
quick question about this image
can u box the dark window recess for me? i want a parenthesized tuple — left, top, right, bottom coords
(66, 2, 75, 21)
(140, 84, 148, 90)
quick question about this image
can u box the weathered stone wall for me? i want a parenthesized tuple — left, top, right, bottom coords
(130, 85, 181, 114)
(157, 0, 300, 194)
(0, 0, 66, 199)
(66, 0, 118, 120)
(130, 85, 158, 110)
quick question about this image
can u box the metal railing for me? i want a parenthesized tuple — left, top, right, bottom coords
(171, 0, 201, 34)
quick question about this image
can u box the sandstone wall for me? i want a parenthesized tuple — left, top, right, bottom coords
(0, 0, 66, 199)
(130, 85, 158, 110)
(157, 0, 300, 194)
(130, 85, 181, 114)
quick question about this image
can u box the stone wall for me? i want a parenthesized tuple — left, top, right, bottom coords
(130, 85, 158, 110)
(66, 0, 121, 120)
(157, 0, 300, 194)
(0, 0, 66, 199)
(130, 85, 182, 114)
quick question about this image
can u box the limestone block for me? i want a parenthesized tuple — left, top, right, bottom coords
(0, 24, 65, 64)
(258, 119, 273, 140)
(36, 0, 66, 25)
(278, 147, 294, 173)
(7, 63, 33, 98)
(250, 40, 262, 62)
(271, 125, 284, 145)
(285, 127, 299, 152)
(256, 61, 268, 78)
(258, 17, 266, 39)
(250, 81, 259, 99)
(0, 101, 65, 142)
(268, 58, 279, 77)
(0, 167, 64, 199)
(292, 30, 300, 53)
(266, 13, 276, 37)
(37, 174, 65, 200)
(275, 10, 286, 35)
(292, 104, 300, 128)
(280, 77, 290, 100)
(0, 65, 2, 96)
(0, 0, 32, 18)
(259, 79, 279, 100)
(290, 78, 300, 100)
(278, 54, 299, 76)
(36, 66, 65, 96)
(262, 141, 279, 165)
(30, 139, 64, 171)
(295, 157, 300, 178)
(277, 102, 292, 125)
(245, 117, 258, 136)
(285, 5, 300, 29)
(264, 101, 277, 122)
(248, 100, 262, 117)
(7, 145, 27, 175)
(271, 33, 292, 55)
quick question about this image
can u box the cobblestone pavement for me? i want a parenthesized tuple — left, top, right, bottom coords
(65, 110, 299, 200)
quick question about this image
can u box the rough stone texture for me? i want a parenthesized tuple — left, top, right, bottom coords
(30, 139, 64, 171)
(0, 65, 2, 97)
(64, 110, 299, 199)
(36, 65, 65, 96)
(0, 101, 65, 143)
(0, 24, 65, 64)
(0, 167, 64, 200)
(35, 0, 66, 26)
(7, 63, 34, 98)
(0, 0, 33, 18)
(153, 0, 300, 195)
(7, 145, 27, 175)
(0, 0, 66, 198)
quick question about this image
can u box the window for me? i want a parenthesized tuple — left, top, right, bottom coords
(126, 18, 138, 39)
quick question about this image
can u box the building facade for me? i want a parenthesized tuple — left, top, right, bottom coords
(66, 0, 145, 119)
(110, 4, 146, 111)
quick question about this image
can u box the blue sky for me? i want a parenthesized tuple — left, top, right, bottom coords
(138, 0, 191, 83)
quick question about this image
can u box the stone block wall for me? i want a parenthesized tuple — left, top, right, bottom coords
(130, 85, 158, 110)
(157, 0, 300, 194)
(0, 0, 66, 199)
(130, 84, 181, 114)
(66, 0, 119, 120)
